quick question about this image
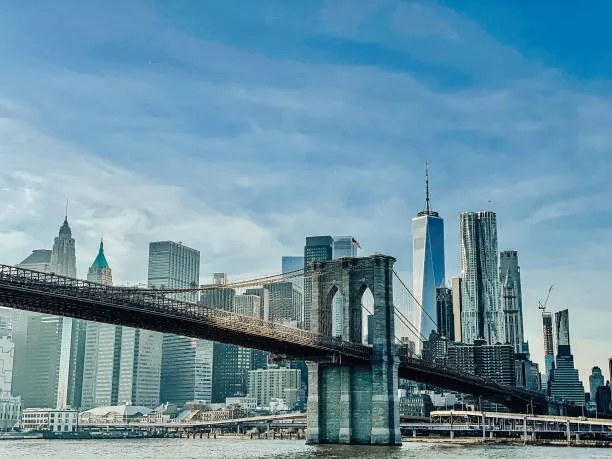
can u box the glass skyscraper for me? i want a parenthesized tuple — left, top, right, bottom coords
(542, 311, 555, 383)
(459, 211, 504, 345)
(150, 241, 209, 408)
(549, 309, 585, 405)
(331, 237, 360, 338)
(303, 236, 334, 331)
(412, 168, 445, 344)
(500, 250, 525, 353)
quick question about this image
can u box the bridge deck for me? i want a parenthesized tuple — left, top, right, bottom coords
(0, 264, 547, 410)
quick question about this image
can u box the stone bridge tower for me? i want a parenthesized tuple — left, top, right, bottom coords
(306, 254, 401, 445)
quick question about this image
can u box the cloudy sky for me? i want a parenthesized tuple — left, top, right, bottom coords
(1, 1, 610, 383)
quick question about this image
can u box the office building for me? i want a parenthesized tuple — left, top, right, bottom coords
(0, 333, 14, 394)
(474, 340, 515, 386)
(281, 256, 304, 292)
(234, 294, 261, 317)
(11, 250, 52, 396)
(500, 250, 525, 353)
(595, 384, 611, 416)
(263, 282, 303, 326)
(212, 344, 251, 403)
(248, 366, 301, 409)
(331, 236, 360, 337)
(412, 165, 445, 344)
(422, 331, 448, 367)
(150, 242, 210, 407)
(149, 241, 200, 303)
(116, 326, 163, 408)
(589, 366, 605, 401)
(514, 354, 541, 391)
(460, 211, 504, 345)
(200, 274, 251, 403)
(451, 277, 462, 342)
(17, 249, 52, 273)
(446, 343, 475, 375)
(435, 287, 454, 340)
(549, 309, 585, 405)
(81, 241, 120, 410)
(303, 236, 334, 330)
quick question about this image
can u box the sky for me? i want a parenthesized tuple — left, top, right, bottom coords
(0, 1, 611, 384)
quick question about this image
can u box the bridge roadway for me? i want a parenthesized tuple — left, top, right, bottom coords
(0, 264, 547, 410)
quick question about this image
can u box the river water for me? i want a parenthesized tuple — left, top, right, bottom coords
(2, 439, 611, 459)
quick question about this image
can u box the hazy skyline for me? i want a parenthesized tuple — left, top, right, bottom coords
(1, 1, 611, 383)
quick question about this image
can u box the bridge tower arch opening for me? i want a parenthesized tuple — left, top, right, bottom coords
(306, 255, 401, 445)
(360, 286, 374, 345)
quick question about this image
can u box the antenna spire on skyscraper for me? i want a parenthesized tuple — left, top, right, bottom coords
(65, 199, 69, 221)
(425, 161, 431, 213)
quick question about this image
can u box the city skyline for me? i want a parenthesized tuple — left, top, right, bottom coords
(1, 1, 611, 390)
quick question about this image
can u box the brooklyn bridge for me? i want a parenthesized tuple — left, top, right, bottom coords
(0, 254, 555, 445)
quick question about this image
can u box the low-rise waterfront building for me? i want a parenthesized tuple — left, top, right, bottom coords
(0, 393, 21, 431)
(79, 404, 152, 425)
(20, 408, 78, 432)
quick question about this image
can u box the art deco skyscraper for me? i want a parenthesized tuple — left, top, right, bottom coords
(412, 166, 445, 344)
(459, 211, 504, 345)
(81, 241, 122, 410)
(500, 250, 525, 353)
(50, 217, 77, 278)
(13, 216, 84, 409)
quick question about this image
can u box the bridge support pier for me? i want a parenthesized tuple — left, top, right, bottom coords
(306, 255, 401, 446)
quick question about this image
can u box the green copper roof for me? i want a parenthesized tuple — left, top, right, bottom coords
(91, 240, 109, 269)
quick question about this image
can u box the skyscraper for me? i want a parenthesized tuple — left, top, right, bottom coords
(412, 165, 445, 344)
(303, 236, 334, 331)
(13, 217, 83, 409)
(201, 274, 252, 404)
(151, 242, 208, 407)
(542, 311, 554, 383)
(331, 237, 360, 337)
(435, 287, 454, 340)
(500, 250, 525, 353)
(81, 241, 122, 410)
(589, 367, 605, 400)
(263, 282, 303, 326)
(459, 211, 504, 345)
(50, 216, 77, 278)
(549, 309, 585, 405)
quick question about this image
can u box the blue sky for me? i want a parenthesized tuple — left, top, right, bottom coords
(0, 1, 610, 382)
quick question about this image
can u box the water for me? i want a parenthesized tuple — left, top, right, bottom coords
(2, 439, 611, 459)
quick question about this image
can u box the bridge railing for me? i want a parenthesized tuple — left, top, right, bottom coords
(0, 264, 371, 361)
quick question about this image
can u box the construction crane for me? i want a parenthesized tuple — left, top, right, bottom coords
(538, 285, 553, 311)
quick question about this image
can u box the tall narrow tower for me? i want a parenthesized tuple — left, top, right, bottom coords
(500, 250, 525, 353)
(542, 312, 554, 383)
(412, 164, 445, 343)
(81, 241, 121, 410)
(50, 216, 76, 278)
